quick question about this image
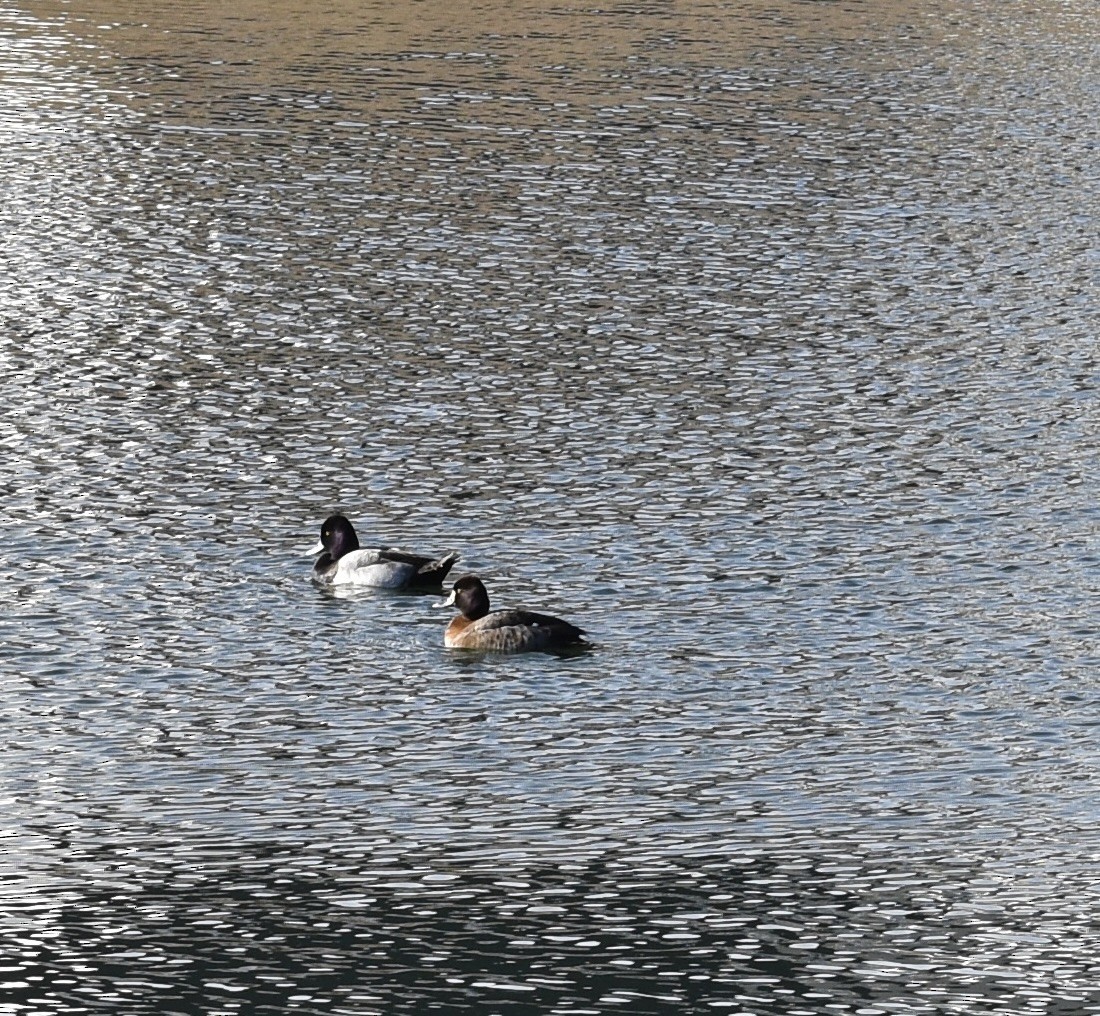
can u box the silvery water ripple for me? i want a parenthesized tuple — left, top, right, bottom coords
(2, 1, 1098, 1012)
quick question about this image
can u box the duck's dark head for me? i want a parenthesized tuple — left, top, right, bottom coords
(315, 513, 360, 562)
(443, 574, 491, 620)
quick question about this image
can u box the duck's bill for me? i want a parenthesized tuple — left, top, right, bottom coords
(306, 539, 324, 556)
(434, 589, 458, 609)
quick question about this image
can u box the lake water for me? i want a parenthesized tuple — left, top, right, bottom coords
(2, 0, 1098, 1012)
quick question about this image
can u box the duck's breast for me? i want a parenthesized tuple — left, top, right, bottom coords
(444, 615, 475, 648)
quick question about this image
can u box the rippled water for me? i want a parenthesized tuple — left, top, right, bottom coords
(2, 0, 1099, 1012)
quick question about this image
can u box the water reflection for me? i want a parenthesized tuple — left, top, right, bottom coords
(8, 846, 1100, 1013)
(2, 0, 1099, 1012)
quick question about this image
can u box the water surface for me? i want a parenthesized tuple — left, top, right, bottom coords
(2, 1, 1099, 1012)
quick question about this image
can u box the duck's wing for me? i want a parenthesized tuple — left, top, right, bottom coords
(466, 609, 587, 651)
(339, 548, 387, 568)
(329, 547, 459, 588)
(332, 548, 416, 588)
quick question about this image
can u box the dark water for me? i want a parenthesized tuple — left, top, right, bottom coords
(2, 1, 1099, 1012)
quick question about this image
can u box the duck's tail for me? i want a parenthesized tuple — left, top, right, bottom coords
(419, 550, 460, 585)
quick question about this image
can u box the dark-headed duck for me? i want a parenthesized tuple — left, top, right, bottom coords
(309, 513, 459, 588)
(439, 574, 587, 653)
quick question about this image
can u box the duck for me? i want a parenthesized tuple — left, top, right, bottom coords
(309, 513, 459, 588)
(439, 574, 587, 652)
